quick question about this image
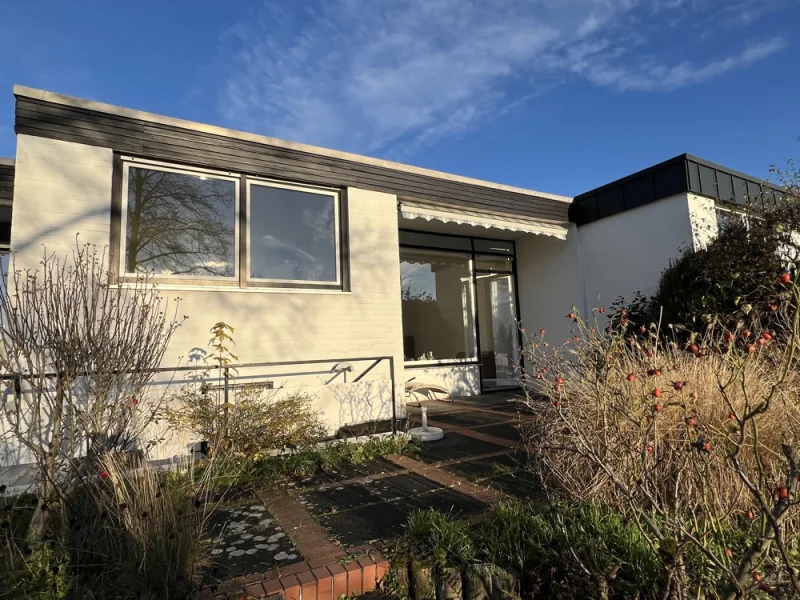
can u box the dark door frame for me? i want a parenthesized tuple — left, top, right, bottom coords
(397, 229, 523, 394)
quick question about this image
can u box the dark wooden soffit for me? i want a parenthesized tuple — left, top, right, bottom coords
(14, 95, 570, 224)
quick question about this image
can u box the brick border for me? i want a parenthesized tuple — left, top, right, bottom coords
(262, 491, 343, 562)
(383, 454, 505, 503)
(423, 418, 525, 450)
(202, 549, 389, 600)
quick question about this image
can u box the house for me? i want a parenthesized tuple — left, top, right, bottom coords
(0, 85, 788, 462)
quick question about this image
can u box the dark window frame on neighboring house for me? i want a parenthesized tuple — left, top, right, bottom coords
(110, 155, 350, 292)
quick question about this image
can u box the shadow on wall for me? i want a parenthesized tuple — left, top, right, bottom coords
(331, 379, 396, 430)
(404, 365, 481, 398)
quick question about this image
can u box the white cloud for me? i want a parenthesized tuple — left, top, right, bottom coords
(213, 0, 788, 154)
(583, 36, 787, 91)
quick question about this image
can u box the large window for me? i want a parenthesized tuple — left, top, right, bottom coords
(115, 158, 347, 290)
(399, 231, 521, 390)
(400, 248, 477, 362)
(248, 181, 339, 284)
(122, 164, 238, 279)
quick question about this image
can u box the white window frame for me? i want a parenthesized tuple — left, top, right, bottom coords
(119, 157, 240, 281)
(715, 204, 748, 229)
(246, 178, 342, 287)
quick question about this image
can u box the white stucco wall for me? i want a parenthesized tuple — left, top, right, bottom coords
(516, 224, 585, 343)
(578, 193, 695, 308)
(688, 193, 719, 249)
(4, 134, 406, 463)
(404, 364, 481, 398)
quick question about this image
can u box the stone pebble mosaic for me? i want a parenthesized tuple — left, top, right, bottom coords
(208, 502, 302, 580)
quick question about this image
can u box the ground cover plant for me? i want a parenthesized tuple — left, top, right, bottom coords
(393, 502, 660, 599)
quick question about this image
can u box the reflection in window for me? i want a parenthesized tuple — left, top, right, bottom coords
(124, 166, 236, 277)
(475, 255, 514, 273)
(249, 184, 338, 283)
(400, 249, 476, 362)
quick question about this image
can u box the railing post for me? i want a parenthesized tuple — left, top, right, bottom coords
(389, 356, 397, 435)
(223, 366, 230, 442)
(223, 367, 230, 406)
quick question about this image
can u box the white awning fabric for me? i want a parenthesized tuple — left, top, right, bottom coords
(399, 200, 568, 240)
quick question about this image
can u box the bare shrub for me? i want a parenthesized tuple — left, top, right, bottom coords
(0, 243, 224, 598)
(520, 285, 800, 597)
(166, 322, 327, 456)
(0, 243, 185, 541)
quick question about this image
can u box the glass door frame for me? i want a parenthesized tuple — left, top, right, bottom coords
(474, 263, 520, 392)
(398, 229, 524, 392)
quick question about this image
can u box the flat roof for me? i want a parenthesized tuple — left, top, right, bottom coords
(13, 85, 571, 204)
(570, 153, 788, 225)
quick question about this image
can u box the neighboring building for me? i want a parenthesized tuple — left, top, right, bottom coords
(0, 85, 788, 462)
(0, 157, 12, 251)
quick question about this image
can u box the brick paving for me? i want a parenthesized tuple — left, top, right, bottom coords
(201, 394, 540, 599)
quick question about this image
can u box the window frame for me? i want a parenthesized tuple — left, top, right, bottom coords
(117, 157, 241, 285)
(714, 204, 749, 231)
(111, 156, 349, 292)
(245, 177, 343, 290)
(400, 245, 479, 365)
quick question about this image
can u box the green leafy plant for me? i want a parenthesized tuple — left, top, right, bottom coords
(481, 501, 661, 598)
(192, 433, 416, 490)
(393, 503, 661, 599)
(405, 509, 475, 568)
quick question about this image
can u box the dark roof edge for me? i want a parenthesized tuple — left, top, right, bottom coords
(684, 153, 787, 193)
(576, 153, 785, 202)
(0, 158, 15, 167)
(13, 85, 570, 203)
(574, 154, 687, 201)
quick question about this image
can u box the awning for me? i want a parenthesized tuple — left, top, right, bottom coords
(399, 200, 568, 240)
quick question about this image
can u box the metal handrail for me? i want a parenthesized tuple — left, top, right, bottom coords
(0, 355, 399, 434)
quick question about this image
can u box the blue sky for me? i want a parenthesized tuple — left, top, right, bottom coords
(0, 0, 797, 197)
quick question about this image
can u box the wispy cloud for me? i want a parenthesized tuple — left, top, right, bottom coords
(213, 0, 788, 155)
(578, 36, 787, 91)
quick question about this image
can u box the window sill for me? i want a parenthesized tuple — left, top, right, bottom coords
(110, 282, 351, 295)
(404, 360, 479, 368)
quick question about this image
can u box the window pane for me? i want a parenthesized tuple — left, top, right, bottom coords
(473, 239, 514, 255)
(717, 172, 734, 203)
(715, 208, 746, 232)
(125, 166, 236, 277)
(249, 184, 337, 282)
(475, 255, 513, 272)
(688, 162, 701, 194)
(398, 230, 471, 251)
(400, 249, 477, 361)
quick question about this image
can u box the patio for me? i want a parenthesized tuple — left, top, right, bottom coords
(207, 391, 542, 599)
